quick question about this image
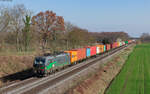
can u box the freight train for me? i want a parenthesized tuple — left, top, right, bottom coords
(33, 40, 133, 76)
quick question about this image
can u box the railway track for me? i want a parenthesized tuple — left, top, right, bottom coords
(0, 45, 129, 94)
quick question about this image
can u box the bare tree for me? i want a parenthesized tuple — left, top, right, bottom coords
(0, 5, 30, 51)
(64, 22, 74, 32)
(32, 10, 65, 52)
(12, 5, 26, 51)
(64, 22, 75, 49)
(0, 6, 11, 32)
(140, 33, 150, 42)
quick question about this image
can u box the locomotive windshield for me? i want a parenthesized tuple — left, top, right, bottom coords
(34, 57, 45, 64)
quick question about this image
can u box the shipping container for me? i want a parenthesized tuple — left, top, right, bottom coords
(106, 44, 111, 51)
(119, 42, 121, 46)
(115, 42, 118, 48)
(98, 45, 104, 53)
(64, 50, 77, 64)
(120, 42, 122, 46)
(90, 46, 97, 56)
(125, 41, 128, 44)
(96, 45, 100, 54)
(85, 47, 91, 57)
(111, 43, 116, 49)
(72, 48, 86, 61)
(111, 44, 113, 49)
(104, 45, 106, 52)
(117, 42, 120, 47)
(116, 42, 119, 47)
(122, 41, 125, 45)
(128, 40, 132, 43)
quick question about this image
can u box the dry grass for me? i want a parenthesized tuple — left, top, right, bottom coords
(0, 55, 35, 86)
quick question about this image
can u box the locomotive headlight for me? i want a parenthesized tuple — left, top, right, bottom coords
(34, 61, 37, 64)
(39, 61, 42, 64)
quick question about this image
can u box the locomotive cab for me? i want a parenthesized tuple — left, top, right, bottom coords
(33, 57, 46, 76)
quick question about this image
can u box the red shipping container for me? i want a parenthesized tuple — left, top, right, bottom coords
(111, 44, 113, 49)
(128, 40, 132, 43)
(112, 42, 117, 48)
(113, 43, 115, 48)
(72, 48, 86, 61)
(90, 46, 97, 56)
(115, 42, 118, 48)
(106, 44, 111, 51)
(112, 43, 115, 48)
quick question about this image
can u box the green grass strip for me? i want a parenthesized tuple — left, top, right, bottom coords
(105, 44, 150, 94)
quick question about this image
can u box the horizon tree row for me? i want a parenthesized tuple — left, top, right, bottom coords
(0, 4, 129, 53)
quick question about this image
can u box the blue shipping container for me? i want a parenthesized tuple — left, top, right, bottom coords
(86, 48, 90, 57)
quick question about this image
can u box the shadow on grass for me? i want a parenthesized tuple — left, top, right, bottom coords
(0, 68, 35, 83)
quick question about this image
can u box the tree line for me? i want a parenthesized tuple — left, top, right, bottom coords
(140, 33, 150, 43)
(0, 4, 129, 54)
(90, 32, 129, 44)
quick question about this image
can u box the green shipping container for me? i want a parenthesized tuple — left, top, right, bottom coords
(120, 42, 122, 46)
(104, 45, 106, 52)
(125, 41, 128, 44)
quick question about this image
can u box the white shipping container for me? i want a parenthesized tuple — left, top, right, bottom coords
(96, 46, 100, 54)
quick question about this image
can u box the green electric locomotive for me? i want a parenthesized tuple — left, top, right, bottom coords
(33, 53, 71, 76)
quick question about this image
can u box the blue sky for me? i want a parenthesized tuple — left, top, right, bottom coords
(0, 0, 150, 37)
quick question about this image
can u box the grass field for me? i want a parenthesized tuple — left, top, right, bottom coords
(105, 44, 150, 94)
